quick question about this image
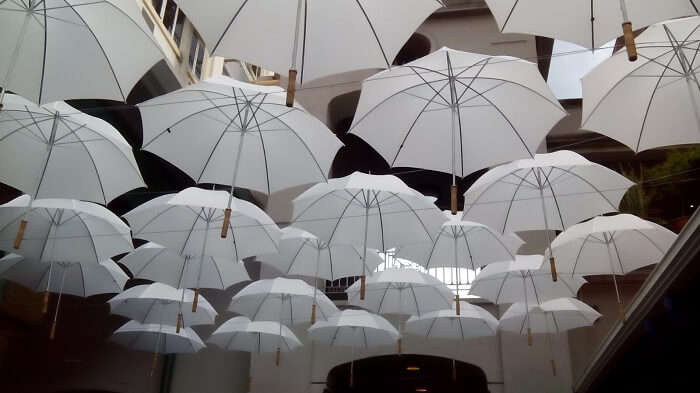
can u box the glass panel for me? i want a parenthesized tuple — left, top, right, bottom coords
(173, 9, 186, 45)
(162, 0, 177, 32)
(188, 35, 198, 69)
(195, 42, 205, 78)
(151, 0, 163, 15)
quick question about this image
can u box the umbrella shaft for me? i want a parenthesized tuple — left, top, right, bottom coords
(1, 11, 32, 102)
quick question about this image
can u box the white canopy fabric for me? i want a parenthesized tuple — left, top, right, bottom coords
(124, 187, 280, 261)
(308, 309, 400, 348)
(396, 211, 523, 269)
(462, 150, 634, 233)
(582, 16, 700, 152)
(469, 255, 587, 304)
(0, 195, 133, 265)
(257, 226, 383, 281)
(484, 0, 697, 50)
(0, 254, 127, 297)
(549, 214, 677, 276)
(111, 320, 206, 354)
(404, 300, 499, 340)
(0, 0, 163, 104)
(0, 95, 145, 203)
(208, 316, 303, 353)
(119, 242, 250, 291)
(350, 47, 565, 178)
(108, 283, 218, 327)
(175, 0, 442, 84)
(228, 277, 338, 325)
(138, 77, 342, 195)
(499, 297, 601, 335)
(346, 268, 454, 316)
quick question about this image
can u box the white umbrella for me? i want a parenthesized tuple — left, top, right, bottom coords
(111, 320, 205, 373)
(549, 214, 677, 319)
(208, 316, 302, 367)
(108, 283, 218, 333)
(0, 253, 128, 339)
(257, 226, 383, 280)
(292, 172, 447, 299)
(349, 47, 565, 213)
(228, 277, 338, 326)
(119, 242, 251, 292)
(462, 150, 634, 279)
(308, 309, 399, 387)
(124, 187, 280, 308)
(582, 16, 700, 153)
(137, 77, 342, 204)
(484, 0, 697, 60)
(175, 0, 443, 105)
(499, 297, 601, 375)
(0, 0, 163, 104)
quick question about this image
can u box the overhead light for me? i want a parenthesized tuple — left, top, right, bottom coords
(416, 389, 428, 392)
(406, 366, 420, 371)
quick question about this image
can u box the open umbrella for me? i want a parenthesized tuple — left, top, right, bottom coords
(549, 214, 677, 319)
(308, 309, 400, 387)
(462, 150, 634, 280)
(124, 187, 280, 309)
(582, 16, 700, 153)
(499, 297, 601, 375)
(175, 0, 443, 105)
(108, 283, 218, 333)
(349, 47, 566, 213)
(0, 254, 128, 339)
(0, 0, 163, 105)
(292, 172, 446, 299)
(484, 0, 697, 61)
(119, 242, 251, 293)
(138, 77, 342, 227)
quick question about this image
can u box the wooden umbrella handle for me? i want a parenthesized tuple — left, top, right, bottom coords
(455, 295, 461, 315)
(622, 22, 638, 61)
(191, 289, 199, 313)
(286, 69, 298, 107)
(49, 320, 57, 340)
(549, 256, 558, 282)
(221, 208, 232, 238)
(450, 185, 458, 215)
(42, 291, 50, 314)
(527, 328, 533, 346)
(360, 276, 366, 300)
(176, 312, 183, 333)
(310, 304, 316, 325)
(275, 348, 281, 366)
(13, 219, 27, 249)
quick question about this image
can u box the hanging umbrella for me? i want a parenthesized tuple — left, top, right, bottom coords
(108, 283, 218, 334)
(228, 277, 338, 325)
(292, 172, 447, 299)
(582, 16, 700, 153)
(349, 47, 566, 213)
(499, 297, 601, 376)
(0, 254, 128, 339)
(0, 0, 163, 105)
(137, 77, 343, 219)
(484, 0, 697, 61)
(111, 320, 205, 373)
(119, 242, 251, 293)
(308, 309, 400, 387)
(208, 316, 303, 367)
(124, 187, 280, 309)
(462, 150, 634, 280)
(549, 214, 677, 319)
(175, 0, 443, 105)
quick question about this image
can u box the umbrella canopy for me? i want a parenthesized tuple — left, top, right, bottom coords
(257, 227, 383, 281)
(124, 187, 280, 261)
(137, 76, 342, 195)
(462, 150, 634, 233)
(350, 47, 565, 182)
(404, 300, 499, 340)
(119, 242, 251, 291)
(469, 255, 587, 304)
(346, 268, 454, 316)
(0, 95, 145, 204)
(484, 0, 696, 50)
(208, 316, 303, 353)
(499, 297, 602, 335)
(111, 320, 206, 354)
(550, 214, 677, 276)
(582, 16, 700, 153)
(108, 283, 218, 327)
(0, 253, 127, 297)
(175, 0, 442, 85)
(228, 277, 338, 325)
(0, 0, 163, 104)
(0, 195, 133, 264)
(396, 211, 523, 270)
(308, 309, 400, 348)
